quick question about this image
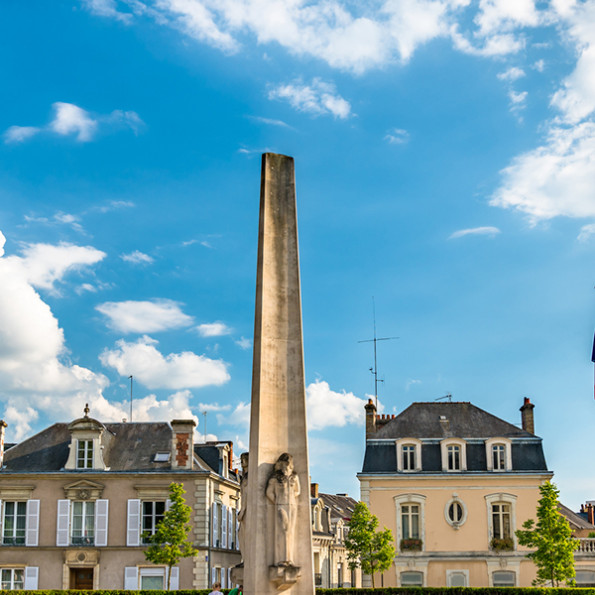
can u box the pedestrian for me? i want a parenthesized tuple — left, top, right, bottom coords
(209, 582, 223, 595)
(228, 584, 243, 595)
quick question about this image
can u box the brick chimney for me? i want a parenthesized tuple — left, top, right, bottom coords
(365, 399, 377, 438)
(0, 420, 6, 468)
(171, 419, 196, 470)
(520, 397, 535, 434)
(310, 483, 319, 498)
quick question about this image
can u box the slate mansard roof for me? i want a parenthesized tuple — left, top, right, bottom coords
(361, 401, 549, 475)
(1, 420, 234, 477)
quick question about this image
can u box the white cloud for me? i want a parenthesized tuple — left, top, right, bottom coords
(50, 102, 98, 142)
(306, 380, 366, 430)
(268, 79, 351, 119)
(220, 401, 251, 428)
(491, 122, 595, 222)
(82, 0, 133, 23)
(449, 226, 501, 239)
(96, 299, 194, 333)
(196, 322, 231, 337)
(121, 250, 154, 264)
(0, 231, 111, 440)
(235, 336, 252, 350)
(474, 0, 541, 36)
(5, 242, 106, 293)
(4, 102, 143, 144)
(578, 223, 595, 242)
(249, 116, 293, 129)
(533, 58, 545, 72)
(385, 128, 410, 144)
(99, 335, 230, 389)
(497, 66, 526, 81)
(3, 126, 40, 144)
(128, 389, 199, 423)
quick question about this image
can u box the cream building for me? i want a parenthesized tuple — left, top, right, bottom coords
(358, 397, 552, 588)
(0, 409, 241, 590)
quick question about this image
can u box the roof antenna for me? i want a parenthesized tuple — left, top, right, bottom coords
(203, 410, 208, 443)
(435, 393, 453, 402)
(358, 297, 398, 409)
(128, 375, 133, 422)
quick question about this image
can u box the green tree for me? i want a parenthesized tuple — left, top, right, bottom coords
(515, 481, 579, 587)
(143, 482, 198, 589)
(344, 501, 396, 587)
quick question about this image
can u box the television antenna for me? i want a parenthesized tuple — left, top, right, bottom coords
(435, 393, 453, 402)
(358, 297, 398, 409)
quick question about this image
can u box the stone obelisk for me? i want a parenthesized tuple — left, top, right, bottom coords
(243, 153, 314, 595)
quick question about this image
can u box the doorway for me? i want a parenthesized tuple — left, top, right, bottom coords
(70, 568, 94, 589)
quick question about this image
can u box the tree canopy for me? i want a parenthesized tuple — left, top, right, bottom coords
(344, 501, 396, 587)
(515, 481, 579, 587)
(143, 482, 198, 589)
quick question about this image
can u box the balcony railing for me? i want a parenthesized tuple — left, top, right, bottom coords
(577, 538, 595, 554)
(2, 536, 25, 546)
(71, 535, 95, 546)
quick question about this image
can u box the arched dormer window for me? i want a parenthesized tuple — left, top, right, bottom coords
(396, 438, 422, 472)
(440, 438, 467, 472)
(485, 437, 512, 471)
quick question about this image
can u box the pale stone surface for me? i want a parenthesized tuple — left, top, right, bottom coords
(243, 154, 314, 595)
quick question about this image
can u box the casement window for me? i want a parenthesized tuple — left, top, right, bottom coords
(400, 571, 423, 587)
(72, 501, 95, 545)
(1, 569, 24, 590)
(394, 493, 426, 552)
(485, 438, 512, 471)
(396, 439, 422, 472)
(445, 497, 467, 529)
(124, 567, 179, 590)
(2, 501, 26, 545)
(76, 440, 94, 469)
(142, 501, 166, 544)
(493, 571, 516, 586)
(486, 493, 517, 549)
(56, 499, 108, 547)
(0, 500, 40, 546)
(401, 504, 420, 539)
(491, 503, 512, 540)
(440, 439, 467, 472)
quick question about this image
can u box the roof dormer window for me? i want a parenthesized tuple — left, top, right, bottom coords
(77, 440, 94, 469)
(440, 438, 467, 472)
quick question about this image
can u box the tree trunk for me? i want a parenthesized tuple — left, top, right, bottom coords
(167, 565, 172, 590)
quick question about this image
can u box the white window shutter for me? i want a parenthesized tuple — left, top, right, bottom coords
(212, 503, 218, 546)
(166, 498, 172, 511)
(169, 567, 179, 590)
(124, 566, 138, 590)
(0, 499, 3, 536)
(56, 499, 70, 546)
(236, 517, 240, 550)
(221, 568, 227, 588)
(127, 499, 141, 546)
(227, 568, 232, 588)
(222, 505, 228, 549)
(95, 499, 109, 546)
(26, 499, 40, 546)
(211, 567, 216, 585)
(227, 507, 232, 549)
(24, 567, 38, 590)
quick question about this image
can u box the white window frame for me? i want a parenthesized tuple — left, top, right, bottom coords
(399, 570, 424, 587)
(440, 438, 467, 472)
(141, 500, 166, 544)
(71, 500, 96, 546)
(76, 439, 94, 469)
(444, 496, 467, 529)
(396, 439, 422, 472)
(1, 568, 24, 590)
(2, 500, 27, 545)
(492, 570, 516, 586)
(394, 493, 426, 551)
(446, 570, 469, 587)
(485, 437, 512, 471)
(485, 493, 517, 549)
(139, 567, 165, 590)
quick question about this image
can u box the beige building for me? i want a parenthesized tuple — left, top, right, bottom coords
(0, 409, 241, 590)
(310, 484, 361, 588)
(358, 397, 553, 587)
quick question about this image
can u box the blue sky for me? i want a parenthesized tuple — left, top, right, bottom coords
(1, 0, 595, 508)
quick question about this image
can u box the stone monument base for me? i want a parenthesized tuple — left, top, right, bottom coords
(269, 564, 301, 590)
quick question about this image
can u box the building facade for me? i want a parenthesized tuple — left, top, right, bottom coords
(0, 410, 241, 590)
(310, 484, 361, 588)
(358, 397, 552, 587)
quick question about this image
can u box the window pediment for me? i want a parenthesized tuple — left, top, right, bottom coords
(63, 479, 105, 500)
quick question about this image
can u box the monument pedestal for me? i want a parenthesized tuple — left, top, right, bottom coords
(269, 565, 301, 590)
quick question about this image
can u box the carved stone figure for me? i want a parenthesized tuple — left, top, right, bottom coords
(266, 453, 300, 566)
(238, 452, 249, 558)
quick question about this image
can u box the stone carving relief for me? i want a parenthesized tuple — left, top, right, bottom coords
(238, 452, 249, 559)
